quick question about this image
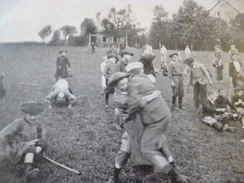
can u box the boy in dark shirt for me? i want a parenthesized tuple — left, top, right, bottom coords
(215, 88, 237, 117)
(201, 91, 237, 132)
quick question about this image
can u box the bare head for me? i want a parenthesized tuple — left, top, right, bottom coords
(142, 44, 153, 55)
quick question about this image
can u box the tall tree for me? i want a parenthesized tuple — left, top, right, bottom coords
(80, 18, 97, 45)
(60, 25, 76, 42)
(80, 18, 97, 35)
(38, 25, 52, 43)
(172, 0, 218, 50)
(48, 30, 61, 46)
(229, 13, 244, 51)
(101, 5, 139, 47)
(149, 5, 172, 49)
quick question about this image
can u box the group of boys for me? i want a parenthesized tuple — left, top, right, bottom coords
(101, 45, 187, 183)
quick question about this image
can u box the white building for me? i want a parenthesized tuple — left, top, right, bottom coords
(209, 0, 244, 21)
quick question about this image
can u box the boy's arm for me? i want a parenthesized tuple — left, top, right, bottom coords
(200, 64, 212, 85)
(126, 90, 161, 114)
(66, 58, 71, 68)
(226, 98, 237, 111)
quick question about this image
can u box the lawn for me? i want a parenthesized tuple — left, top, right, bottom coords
(0, 44, 243, 183)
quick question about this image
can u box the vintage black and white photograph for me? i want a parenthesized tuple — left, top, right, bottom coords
(0, 0, 244, 182)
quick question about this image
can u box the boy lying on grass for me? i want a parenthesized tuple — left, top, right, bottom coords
(201, 91, 237, 132)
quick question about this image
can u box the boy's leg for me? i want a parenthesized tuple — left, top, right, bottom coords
(64, 89, 77, 107)
(178, 76, 184, 109)
(202, 116, 223, 132)
(199, 84, 208, 106)
(193, 83, 200, 109)
(108, 132, 131, 183)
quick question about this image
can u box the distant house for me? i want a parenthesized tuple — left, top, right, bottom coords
(209, 0, 244, 21)
(90, 32, 118, 47)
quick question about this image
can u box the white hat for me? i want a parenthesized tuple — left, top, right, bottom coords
(125, 62, 144, 72)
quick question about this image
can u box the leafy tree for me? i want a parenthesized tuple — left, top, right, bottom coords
(60, 25, 76, 42)
(229, 13, 244, 51)
(48, 30, 62, 46)
(80, 18, 97, 35)
(172, 0, 219, 50)
(149, 5, 173, 49)
(101, 5, 139, 47)
(38, 25, 52, 43)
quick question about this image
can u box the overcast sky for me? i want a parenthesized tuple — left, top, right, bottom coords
(0, 0, 218, 42)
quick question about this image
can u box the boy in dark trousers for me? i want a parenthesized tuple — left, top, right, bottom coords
(55, 51, 71, 80)
(184, 57, 212, 111)
(229, 52, 242, 87)
(168, 52, 184, 110)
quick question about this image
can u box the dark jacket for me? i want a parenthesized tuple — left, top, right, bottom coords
(215, 95, 236, 114)
(202, 98, 216, 117)
(228, 60, 242, 86)
(231, 94, 244, 108)
(128, 74, 170, 124)
(138, 54, 156, 77)
(115, 59, 128, 72)
(55, 56, 71, 78)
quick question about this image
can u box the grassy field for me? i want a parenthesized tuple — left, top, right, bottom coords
(0, 44, 243, 183)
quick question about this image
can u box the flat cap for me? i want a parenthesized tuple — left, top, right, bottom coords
(234, 86, 243, 92)
(107, 72, 131, 87)
(59, 50, 68, 54)
(120, 49, 134, 57)
(21, 101, 45, 114)
(125, 62, 144, 72)
(183, 57, 194, 64)
(169, 52, 178, 58)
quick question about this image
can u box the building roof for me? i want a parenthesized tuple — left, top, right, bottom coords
(209, 0, 244, 14)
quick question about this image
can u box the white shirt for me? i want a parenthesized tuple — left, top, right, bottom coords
(161, 47, 167, 54)
(55, 78, 69, 91)
(233, 61, 241, 72)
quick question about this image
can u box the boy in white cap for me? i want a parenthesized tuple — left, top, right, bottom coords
(107, 63, 187, 183)
(0, 101, 47, 181)
(45, 78, 77, 108)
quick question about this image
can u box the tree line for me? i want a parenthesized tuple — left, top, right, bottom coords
(38, 0, 244, 51)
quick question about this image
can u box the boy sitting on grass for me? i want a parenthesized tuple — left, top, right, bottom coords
(201, 91, 237, 132)
(231, 86, 244, 129)
(215, 87, 238, 120)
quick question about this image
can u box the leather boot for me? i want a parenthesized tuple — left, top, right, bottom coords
(24, 164, 39, 181)
(167, 168, 187, 183)
(107, 167, 121, 183)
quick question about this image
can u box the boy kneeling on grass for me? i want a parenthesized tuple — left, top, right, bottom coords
(0, 101, 47, 181)
(201, 91, 237, 132)
(231, 86, 244, 129)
